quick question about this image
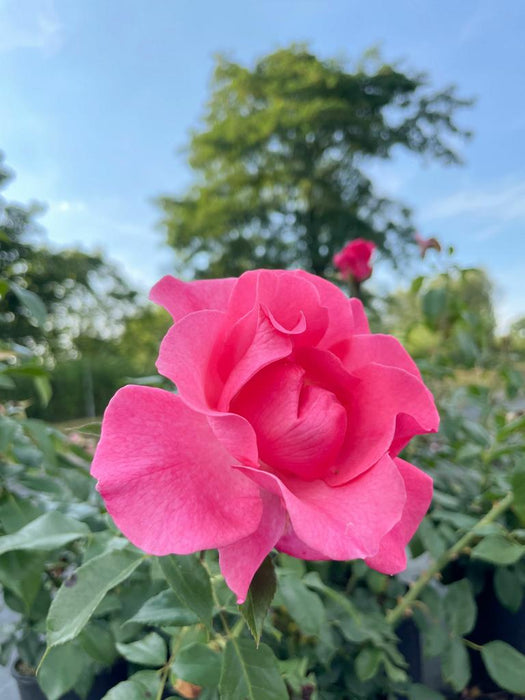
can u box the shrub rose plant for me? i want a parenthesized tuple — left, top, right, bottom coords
(92, 270, 439, 602)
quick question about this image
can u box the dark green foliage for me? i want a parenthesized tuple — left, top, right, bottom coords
(159, 45, 471, 278)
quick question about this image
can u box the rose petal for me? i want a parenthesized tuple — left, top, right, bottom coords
(91, 386, 263, 554)
(277, 526, 328, 560)
(340, 334, 422, 378)
(365, 458, 433, 573)
(217, 307, 292, 411)
(349, 297, 371, 334)
(232, 361, 347, 480)
(150, 275, 235, 322)
(327, 363, 439, 485)
(225, 270, 328, 346)
(294, 271, 356, 346)
(237, 453, 406, 561)
(156, 309, 226, 410)
(219, 491, 286, 603)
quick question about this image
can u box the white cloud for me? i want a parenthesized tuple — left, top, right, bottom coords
(51, 199, 87, 214)
(0, 0, 62, 53)
(458, 2, 495, 45)
(423, 177, 525, 237)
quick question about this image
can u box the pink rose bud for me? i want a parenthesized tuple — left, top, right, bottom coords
(92, 270, 438, 603)
(333, 238, 376, 282)
(415, 232, 442, 258)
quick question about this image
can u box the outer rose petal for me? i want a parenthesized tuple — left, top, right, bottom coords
(236, 454, 406, 561)
(328, 363, 439, 485)
(219, 491, 286, 603)
(91, 386, 263, 554)
(149, 275, 235, 322)
(365, 458, 433, 574)
(156, 309, 226, 409)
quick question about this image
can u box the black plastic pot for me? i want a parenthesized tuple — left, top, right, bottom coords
(11, 659, 128, 700)
(468, 567, 525, 695)
(11, 662, 47, 700)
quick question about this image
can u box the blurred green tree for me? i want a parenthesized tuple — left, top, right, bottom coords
(0, 153, 136, 360)
(158, 45, 472, 278)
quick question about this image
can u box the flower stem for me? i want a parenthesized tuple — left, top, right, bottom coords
(386, 492, 514, 628)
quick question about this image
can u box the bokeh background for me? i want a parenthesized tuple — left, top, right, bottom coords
(1, 0, 524, 324)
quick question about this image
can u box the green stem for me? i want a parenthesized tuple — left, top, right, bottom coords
(386, 492, 514, 628)
(156, 627, 188, 700)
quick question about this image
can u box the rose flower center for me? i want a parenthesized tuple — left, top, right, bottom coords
(230, 360, 347, 481)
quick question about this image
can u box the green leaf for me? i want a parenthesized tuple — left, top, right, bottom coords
(219, 638, 288, 700)
(277, 571, 325, 636)
(0, 550, 46, 609)
(355, 646, 382, 682)
(494, 567, 524, 612)
(116, 632, 167, 667)
(171, 642, 221, 687)
(0, 511, 89, 556)
(0, 373, 15, 389)
(79, 621, 117, 665)
(38, 642, 93, 700)
(471, 535, 525, 565)
(383, 657, 407, 684)
(128, 670, 162, 695)
(46, 548, 143, 648)
(442, 637, 470, 692)
(0, 491, 43, 533)
(158, 554, 213, 629)
(420, 619, 448, 658)
(422, 288, 447, 323)
(511, 467, 525, 524)
(240, 556, 277, 646)
(303, 570, 361, 625)
(75, 421, 102, 437)
(126, 588, 199, 626)
(10, 283, 47, 325)
(101, 680, 150, 700)
(408, 684, 446, 700)
(24, 419, 57, 468)
(480, 640, 525, 694)
(418, 518, 447, 558)
(0, 415, 17, 453)
(34, 375, 52, 407)
(443, 579, 477, 636)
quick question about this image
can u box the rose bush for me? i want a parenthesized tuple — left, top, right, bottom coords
(333, 238, 376, 282)
(91, 270, 439, 602)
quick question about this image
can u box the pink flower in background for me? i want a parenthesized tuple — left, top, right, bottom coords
(415, 232, 442, 258)
(333, 238, 376, 282)
(91, 270, 439, 602)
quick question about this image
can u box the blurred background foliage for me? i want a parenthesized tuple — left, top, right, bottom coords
(1, 43, 524, 700)
(158, 46, 472, 279)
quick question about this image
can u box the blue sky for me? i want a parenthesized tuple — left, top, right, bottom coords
(1, 0, 524, 329)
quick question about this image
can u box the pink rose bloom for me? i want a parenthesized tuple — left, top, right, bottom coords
(333, 238, 376, 282)
(91, 270, 438, 603)
(415, 232, 442, 258)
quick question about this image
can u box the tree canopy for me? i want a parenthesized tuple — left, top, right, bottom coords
(0, 153, 137, 360)
(158, 45, 472, 278)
